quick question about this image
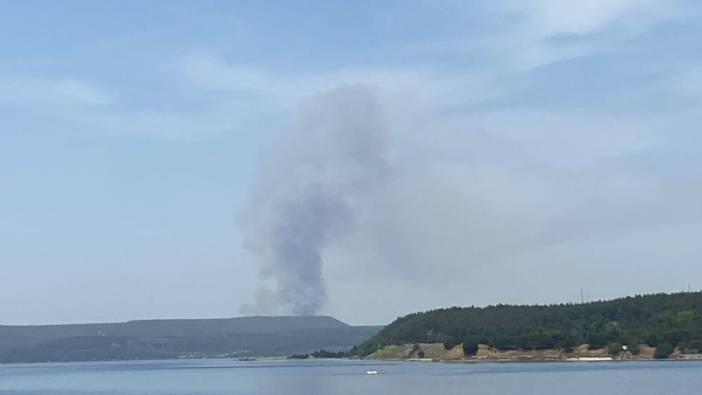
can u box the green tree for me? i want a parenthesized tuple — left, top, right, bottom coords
(628, 344, 640, 355)
(654, 342, 674, 359)
(463, 342, 479, 356)
(607, 343, 623, 356)
(586, 333, 607, 349)
(443, 337, 459, 350)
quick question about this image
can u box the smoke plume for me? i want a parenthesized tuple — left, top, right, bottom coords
(240, 85, 388, 315)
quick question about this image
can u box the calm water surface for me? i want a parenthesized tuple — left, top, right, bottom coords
(1, 359, 701, 395)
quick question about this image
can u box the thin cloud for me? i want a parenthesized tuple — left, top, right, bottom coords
(0, 76, 114, 107)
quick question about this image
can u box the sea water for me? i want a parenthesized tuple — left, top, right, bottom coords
(1, 359, 701, 394)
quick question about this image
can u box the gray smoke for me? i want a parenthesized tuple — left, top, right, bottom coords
(240, 85, 389, 315)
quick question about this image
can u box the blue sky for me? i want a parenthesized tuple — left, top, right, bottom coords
(2, 1, 702, 325)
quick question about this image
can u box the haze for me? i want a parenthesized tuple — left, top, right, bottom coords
(2, 1, 702, 326)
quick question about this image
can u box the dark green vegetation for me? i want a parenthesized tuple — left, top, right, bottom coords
(287, 349, 350, 359)
(353, 292, 702, 358)
(310, 349, 350, 358)
(287, 353, 312, 359)
(654, 342, 675, 359)
(0, 316, 380, 363)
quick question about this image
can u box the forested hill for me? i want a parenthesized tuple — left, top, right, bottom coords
(353, 292, 702, 356)
(0, 316, 380, 363)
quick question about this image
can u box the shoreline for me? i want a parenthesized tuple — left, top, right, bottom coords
(365, 342, 702, 364)
(387, 357, 702, 364)
(4, 356, 702, 367)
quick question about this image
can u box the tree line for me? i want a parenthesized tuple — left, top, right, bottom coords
(352, 292, 702, 359)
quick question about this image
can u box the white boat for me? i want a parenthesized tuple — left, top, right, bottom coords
(365, 370, 379, 375)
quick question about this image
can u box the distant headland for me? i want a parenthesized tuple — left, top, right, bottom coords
(352, 292, 702, 362)
(0, 316, 380, 363)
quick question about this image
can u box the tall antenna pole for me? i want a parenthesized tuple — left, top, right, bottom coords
(580, 288, 584, 304)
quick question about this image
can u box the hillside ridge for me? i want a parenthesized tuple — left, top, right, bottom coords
(0, 315, 379, 363)
(353, 292, 702, 360)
